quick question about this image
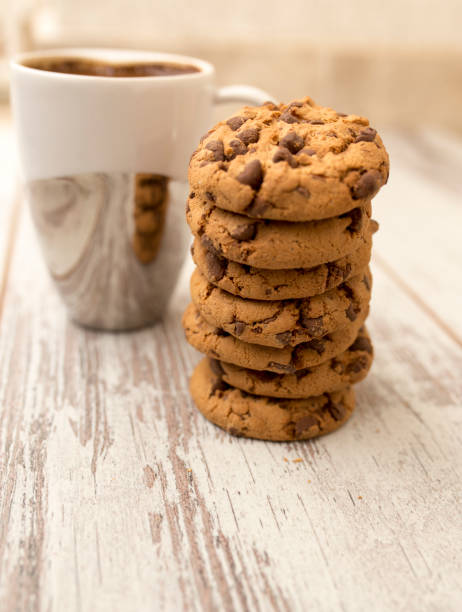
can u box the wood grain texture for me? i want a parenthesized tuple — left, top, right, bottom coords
(373, 129, 462, 341)
(0, 110, 21, 319)
(0, 129, 461, 612)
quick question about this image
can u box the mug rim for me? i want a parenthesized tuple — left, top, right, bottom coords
(10, 47, 215, 82)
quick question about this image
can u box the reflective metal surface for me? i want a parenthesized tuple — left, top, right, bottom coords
(27, 173, 190, 330)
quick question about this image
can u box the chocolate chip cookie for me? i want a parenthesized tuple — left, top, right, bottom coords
(215, 326, 373, 398)
(190, 357, 355, 440)
(187, 195, 372, 270)
(189, 98, 389, 222)
(190, 267, 372, 348)
(191, 219, 376, 300)
(183, 302, 369, 373)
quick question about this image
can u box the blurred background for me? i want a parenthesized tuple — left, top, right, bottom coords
(0, 0, 461, 133)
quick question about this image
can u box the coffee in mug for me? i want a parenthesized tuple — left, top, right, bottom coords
(21, 56, 200, 77)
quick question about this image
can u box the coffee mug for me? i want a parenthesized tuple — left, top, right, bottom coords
(10, 48, 272, 330)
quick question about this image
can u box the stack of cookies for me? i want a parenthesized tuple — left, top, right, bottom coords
(183, 97, 389, 441)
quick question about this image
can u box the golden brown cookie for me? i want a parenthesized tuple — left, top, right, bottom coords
(190, 267, 372, 348)
(187, 195, 372, 270)
(182, 303, 369, 373)
(189, 97, 389, 222)
(191, 220, 375, 300)
(190, 358, 355, 441)
(215, 326, 373, 398)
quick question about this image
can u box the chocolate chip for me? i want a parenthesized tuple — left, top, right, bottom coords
(337, 112, 347, 117)
(227, 139, 247, 160)
(295, 415, 318, 435)
(330, 359, 345, 374)
(327, 399, 345, 421)
(267, 361, 296, 374)
(342, 283, 354, 300)
(355, 127, 377, 143)
(236, 160, 263, 190)
(227, 116, 246, 131)
(237, 128, 260, 145)
(306, 338, 325, 355)
(294, 367, 311, 380)
(209, 358, 224, 376)
(234, 321, 246, 336)
(205, 140, 225, 162)
(296, 186, 310, 198)
(309, 120, 324, 125)
(245, 196, 270, 217)
(345, 303, 359, 321)
(345, 208, 363, 233)
(326, 262, 343, 287)
(189, 191, 195, 199)
(343, 263, 352, 279)
(362, 274, 371, 291)
(297, 148, 316, 156)
(326, 261, 351, 288)
(300, 315, 324, 337)
(229, 223, 257, 241)
(210, 374, 228, 396)
(261, 312, 279, 324)
(352, 170, 381, 199)
(345, 355, 368, 374)
(349, 336, 373, 354)
(280, 110, 299, 124)
(205, 191, 215, 202)
(206, 254, 226, 281)
(273, 147, 298, 168)
(200, 234, 221, 254)
(254, 370, 278, 382)
(253, 326, 262, 334)
(186, 201, 190, 214)
(280, 132, 304, 153)
(275, 331, 292, 346)
(228, 427, 244, 437)
(214, 327, 229, 337)
(200, 235, 227, 281)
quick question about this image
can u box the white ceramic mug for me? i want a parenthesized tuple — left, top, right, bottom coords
(10, 48, 272, 330)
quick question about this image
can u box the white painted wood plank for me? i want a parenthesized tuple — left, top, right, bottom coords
(372, 129, 462, 340)
(0, 200, 461, 612)
(0, 113, 21, 312)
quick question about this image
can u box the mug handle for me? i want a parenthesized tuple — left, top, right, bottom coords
(215, 85, 276, 106)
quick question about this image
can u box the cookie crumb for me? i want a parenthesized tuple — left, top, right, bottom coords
(283, 457, 289, 462)
(358, 495, 363, 500)
(292, 458, 303, 463)
(307, 480, 312, 484)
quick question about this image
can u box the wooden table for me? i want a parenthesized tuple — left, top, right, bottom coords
(1, 115, 461, 611)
